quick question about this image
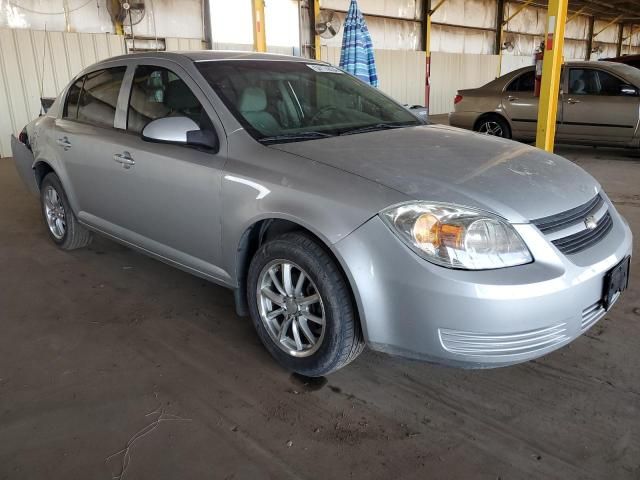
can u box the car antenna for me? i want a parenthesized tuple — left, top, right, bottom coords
(39, 23, 47, 116)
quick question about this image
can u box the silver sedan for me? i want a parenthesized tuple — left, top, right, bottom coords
(12, 51, 632, 376)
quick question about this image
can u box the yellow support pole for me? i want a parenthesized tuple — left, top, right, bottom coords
(252, 0, 267, 53)
(312, 0, 321, 60)
(535, 0, 568, 152)
(424, 0, 445, 108)
(111, 0, 124, 35)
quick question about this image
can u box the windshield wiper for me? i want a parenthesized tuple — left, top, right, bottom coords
(339, 122, 415, 136)
(259, 131, 334, 144)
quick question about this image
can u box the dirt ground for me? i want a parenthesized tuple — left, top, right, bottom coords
(0, 145, 639, 480)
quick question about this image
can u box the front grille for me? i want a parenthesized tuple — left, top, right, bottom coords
(438, 323, 569, 357)
(551, 212, 613, 255)
(581, 301, 606, 332)
(533, 194, 604, 234)
(532, 194, 613, 255)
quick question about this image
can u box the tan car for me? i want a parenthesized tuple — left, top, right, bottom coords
(449, 61, 640, 147)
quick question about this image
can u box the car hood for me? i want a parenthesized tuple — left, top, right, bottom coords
(270, 124, 601, 223)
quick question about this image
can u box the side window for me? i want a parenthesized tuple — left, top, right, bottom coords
(63, 77, 84, 120)
(596, 70, 626, 95)
(75, 67, 126, 128)
(127, 65, 206, 135)
(569, 68, 627, 96)
(569, 69, 596, 95)
(506, 70, 535, 92)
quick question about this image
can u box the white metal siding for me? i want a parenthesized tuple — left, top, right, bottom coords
(0, 28, 126, 157)
(321, 46, 426, 107)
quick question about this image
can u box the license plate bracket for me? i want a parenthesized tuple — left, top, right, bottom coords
(603, 257, 630, 310)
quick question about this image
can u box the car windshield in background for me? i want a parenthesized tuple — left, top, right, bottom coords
(196, 60, 421, 143)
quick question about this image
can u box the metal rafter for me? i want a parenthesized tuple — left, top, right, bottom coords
(509, 0, 640, 22)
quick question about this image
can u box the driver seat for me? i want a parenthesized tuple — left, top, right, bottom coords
(239, 87, 280, 134)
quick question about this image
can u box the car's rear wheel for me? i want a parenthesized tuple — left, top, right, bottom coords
(247, 232, 364, 376)
(40, 173, 92, 250)
(475, 115, 511, 139)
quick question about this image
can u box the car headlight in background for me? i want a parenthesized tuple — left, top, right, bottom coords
(380, 203, 532, 270)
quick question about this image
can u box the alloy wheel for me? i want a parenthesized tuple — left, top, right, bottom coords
(43, 185, 66, 240)
(257, 260, 326, 357)
(478, 121, 504, 137)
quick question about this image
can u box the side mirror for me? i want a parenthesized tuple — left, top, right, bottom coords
(620, 84, 639, 96)
(142, 116, 219, 152)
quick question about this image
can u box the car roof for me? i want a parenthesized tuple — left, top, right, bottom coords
(101, 50, 312, 65)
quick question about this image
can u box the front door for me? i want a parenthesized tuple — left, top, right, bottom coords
(558, 67, 640, 145)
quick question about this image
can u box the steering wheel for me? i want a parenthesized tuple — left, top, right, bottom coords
(309, 105, 340, 124)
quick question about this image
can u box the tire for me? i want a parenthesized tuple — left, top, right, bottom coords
(247, 232, 364, 376)
(475, 115, 512, 139)
(40, 173, 92, 250)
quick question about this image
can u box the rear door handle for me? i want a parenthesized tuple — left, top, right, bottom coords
(56, 136, 72, 150)
(113, 151, 135, 169)
(567, 98, 581, 104)
(507, 96, 519, 102)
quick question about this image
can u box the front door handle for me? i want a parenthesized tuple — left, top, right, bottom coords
(113, 152, 135, 169)
(56, 136, 72, 150)
(507, 96, 519, 102)
(567, 98, 581, 104)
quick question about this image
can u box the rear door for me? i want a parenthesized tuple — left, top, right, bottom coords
(55, 65, 129, 215)
(559, 67, 639, 145)
(502, 69, 538, 139)
(501, 69, 562, 141)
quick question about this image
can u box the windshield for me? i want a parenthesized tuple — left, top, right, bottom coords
(196, 60, 421, 143)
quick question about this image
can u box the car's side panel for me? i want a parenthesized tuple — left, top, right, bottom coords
(219, 130, 409, 287)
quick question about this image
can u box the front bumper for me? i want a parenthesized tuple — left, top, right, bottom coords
(334, 203, 633, 368)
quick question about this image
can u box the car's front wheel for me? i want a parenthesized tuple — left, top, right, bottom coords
(40, 173, 92, 250)
(247, 232, 364, 376)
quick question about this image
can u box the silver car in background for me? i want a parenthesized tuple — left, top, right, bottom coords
(12, 52, 632, 376)
(450, 61, 640, 147)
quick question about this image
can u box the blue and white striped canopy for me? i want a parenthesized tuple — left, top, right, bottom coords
(339, 0, 378, 87)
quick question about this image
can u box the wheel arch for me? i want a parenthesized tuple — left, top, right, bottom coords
(32, 158, 81, 215)
(234, 218, 366, 340)
(33, 160, 56, 189)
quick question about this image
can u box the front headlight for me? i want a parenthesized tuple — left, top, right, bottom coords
(380, 202, 532, 270)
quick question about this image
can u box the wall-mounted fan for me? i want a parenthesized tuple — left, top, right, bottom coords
(107, 1, 146, 27)
(501, 40, 515, 52)
(315, 10, 341, 39)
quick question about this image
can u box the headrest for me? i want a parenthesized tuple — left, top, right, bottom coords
(239, 87, 267, 113)
(165, 80, 200, 111)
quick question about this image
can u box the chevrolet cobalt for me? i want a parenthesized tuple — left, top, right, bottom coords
(12, 52, 632, 376)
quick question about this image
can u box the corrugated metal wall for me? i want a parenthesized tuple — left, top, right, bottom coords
(0, 28, 125, 157)
(429, 52, 499, 115)
(321, 46, 426, 106)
